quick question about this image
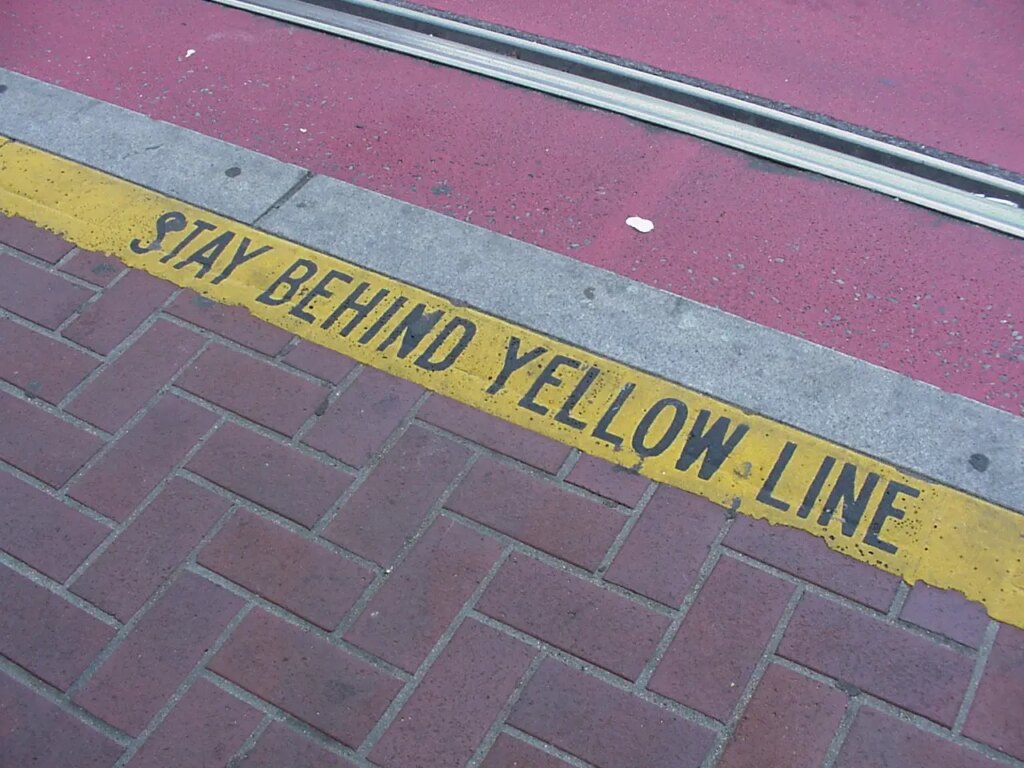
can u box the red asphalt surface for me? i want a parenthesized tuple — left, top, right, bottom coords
(2, 0, 1022, 415)
(414, 0, 1024, 173)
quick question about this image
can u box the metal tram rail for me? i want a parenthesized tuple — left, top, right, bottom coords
(210, 0, 1024, 238)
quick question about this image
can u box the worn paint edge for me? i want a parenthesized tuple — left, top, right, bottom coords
(1, 139, 1021, 627)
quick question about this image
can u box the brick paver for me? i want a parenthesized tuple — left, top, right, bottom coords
(837, 707, 1004, 768)
(0, 250, 91, 328)
(62, 269, 175, 355)
(965, 625, 1024, 760)
(724, 514, 901, 611)
(187, 422, 353, 527)
(123, 678, 261, 768)
(565, 452, 650, 506)
(419, 394, 571, 473)
(605, 486, 727, 606)
(303, 367, 422, 467)
(345, 518, 503, 673)
(1, 217, 1019, 767)
(0, 214, 74, 263)
(0, 566, 116, 691)
(509, 659, 716, 768)
(718, 663, 847, 768)
(0, 675, 123, 768)
(448, 458, 625, 569)
(282, 339, 358, 383)
(69, 394, 217, 520)
(0, 472, 109, 582)
(71, 478, 230, 621)
(480, 734, 574, 768)
(0, 389, 103, 486)
(166, 289, 292, 355)
(58, 247, 126, 286)
(210, 610, 403, 747)
(369, 619, 535, 767)
(650, 556, 794, 720)
(179, 343, 328, 436)
(73, 572, 244, 734)
(323, 424, 471, 565)
(901, 582, 991, 649)
(237, 722, 358, 767)
(199, 509, 374, 630)
(778, 594, 976, 726)
(0, 316, 97, 404)
(65, 319, 204, 432)
(477, 553, 670, 681)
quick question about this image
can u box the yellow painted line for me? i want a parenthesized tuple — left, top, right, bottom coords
(1, 138, 1021, 626)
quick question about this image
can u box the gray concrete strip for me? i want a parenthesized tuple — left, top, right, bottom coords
(0, 70, 306, 223)
(1, 68, 1021, 511)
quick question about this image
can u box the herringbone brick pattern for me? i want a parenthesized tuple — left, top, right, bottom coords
(1, 213, 1021, 767)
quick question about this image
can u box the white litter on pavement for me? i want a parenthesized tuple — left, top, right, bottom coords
(626, 216, 654, 233)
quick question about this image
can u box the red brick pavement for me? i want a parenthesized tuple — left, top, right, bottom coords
(1, 212, 1021, 767)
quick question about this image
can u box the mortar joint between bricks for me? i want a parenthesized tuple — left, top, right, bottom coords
(54, 305, 212, 414)
(953, 619, 999, 735)
(0, 306, 106, 360)
(438, 507, 678, 618)
(60, 415, 226, 594)
(223, 714, 275, 768)
(818, 696, 862, 768)
(53, 244, 83, 269)
(0, 656, 133, 748)
(468, 609, 723, 732)
(767, 653, 1021, 766)
(886, 580, 911, 618)
(327, 451, 483, 641)
(354, 544, 513, 758)
(465, 652, 546, 768)
(635, 519, 733, 689)
(410, 418, 636, 514)
(308, 380, 431, 535)
(596, 479, 660, 576)
(202, 672, 376, 768)
(272, 333, 303, 362)
(500, 725, 599, 768)
(553, 448, 580, 481)
(192, 561, 415, 683)
(703, 584, 806, 767)
(109, 602, 254, 768)
(0, 552, 121, 630)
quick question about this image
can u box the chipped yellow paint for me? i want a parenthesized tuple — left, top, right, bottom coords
(1, 137, 1021, 626)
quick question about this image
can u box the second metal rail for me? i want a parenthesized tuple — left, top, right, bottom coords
(210, 0, 1024, 238)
